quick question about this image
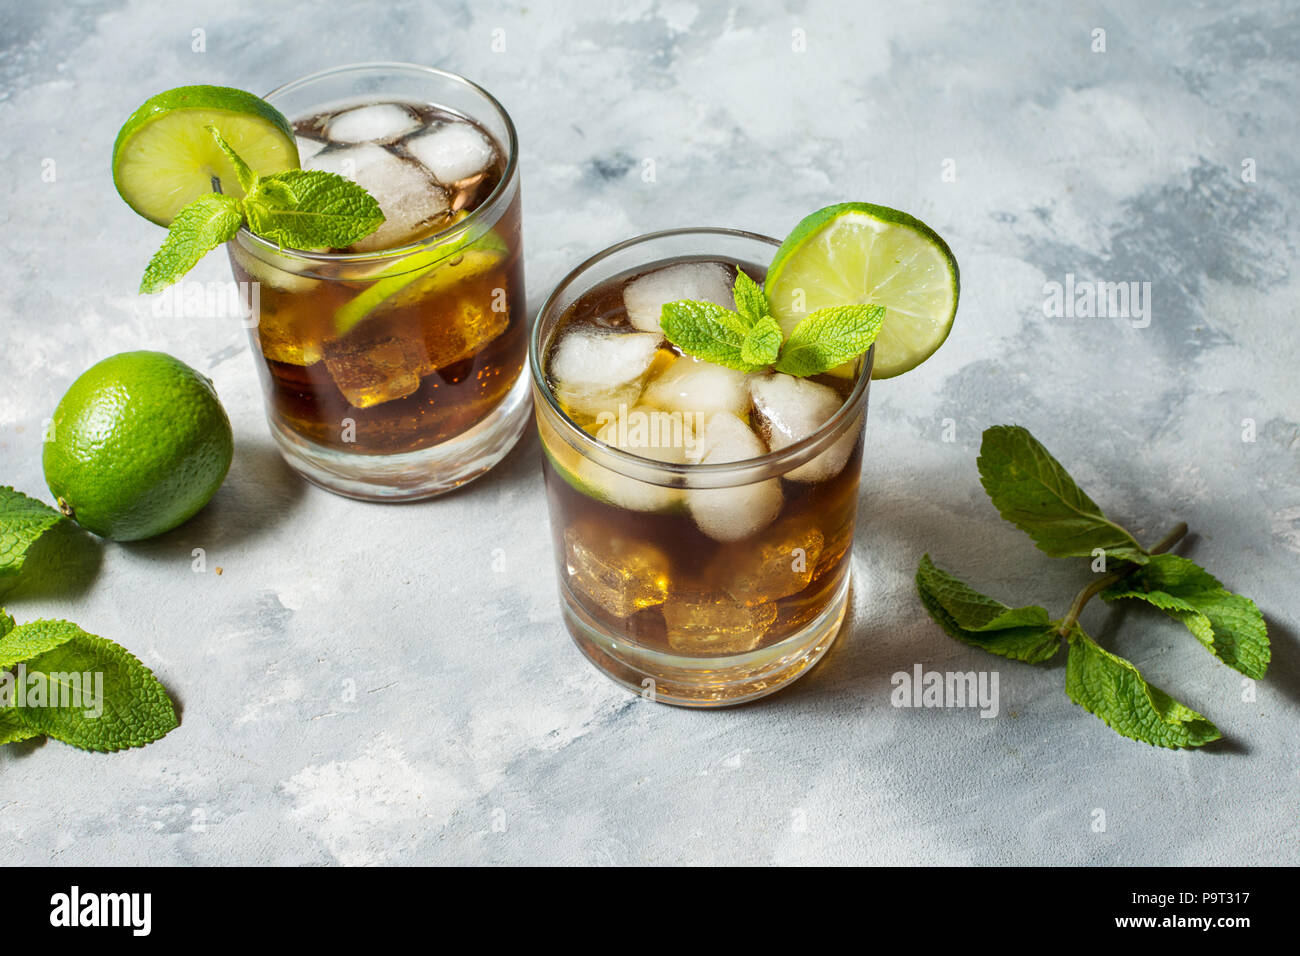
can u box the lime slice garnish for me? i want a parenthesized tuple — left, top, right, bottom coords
(764, 202, 959, 379)
(333, 222, 508, 334)
(112, 85, 299, 226)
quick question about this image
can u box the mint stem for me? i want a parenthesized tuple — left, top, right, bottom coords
(1056, 521, 1189, 638)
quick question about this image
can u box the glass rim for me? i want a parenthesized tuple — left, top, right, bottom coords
(529, 226, 873, 483)
(234, 61, 520, 265)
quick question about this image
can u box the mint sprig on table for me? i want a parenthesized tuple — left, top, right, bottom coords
(139, 127, 384, 294)
(917, 425, 1268, 750)
(659, 270, 883, 377)
(0, 487, 177, 752)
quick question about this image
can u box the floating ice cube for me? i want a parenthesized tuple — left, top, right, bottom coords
(306, 144, 449, 252)
(549, 328, 662, 420)
(750, 373, 859, 482)
(685, 412, 783, 542)
(574, 404, 693, 513)
(404, 121, 497, 184)
(295, 135, 326, 162)
(322, 315, 432, 408)
(564, 523, 670, 618)
(325, 103, 422, 144)
(663, 591, 778, 654)
(623, 262, 735, 333)
(642, 353, 751, 418)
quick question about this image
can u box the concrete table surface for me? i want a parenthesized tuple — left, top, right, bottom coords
(1, 0, 1297, 866)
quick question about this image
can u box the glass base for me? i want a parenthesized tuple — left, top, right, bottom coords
(267, 370, 531, 501)
(563, 570, 851, 708)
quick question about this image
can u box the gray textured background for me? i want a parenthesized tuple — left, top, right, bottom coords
(1, 0, 1297, 865)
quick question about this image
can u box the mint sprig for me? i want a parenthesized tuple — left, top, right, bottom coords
(1, 487, 179, 752)
(139, 127, 385, 293)
(658, 270, 881, 377)
(0, 621, 178, 751)
(916, 425, 1268, 749)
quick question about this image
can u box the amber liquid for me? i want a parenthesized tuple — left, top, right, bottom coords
(230, 103, 525, 455)
(540, 258, 863, 657)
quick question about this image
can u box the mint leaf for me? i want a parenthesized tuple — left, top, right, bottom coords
(773, 305, 884, 377)
(916, 554, 1061, 662)
(139, 193, 244, 294)
(1102, 554, 1269, 679)
(1064, 625, 1220, 748)
(244, 169, 384, 250)
(0, 486, 67, 578)
(207, 125, 257, 194)
(0, 617, 79, 668)
(740, 316, 783, 367)
(977, 425, 1148, 563)
(8, 624, 177, 752)
(0, 707, 35, 745)
(0, 608, 14, 637)
(660, 300, 760, 372)
(732, 270, 769, 325)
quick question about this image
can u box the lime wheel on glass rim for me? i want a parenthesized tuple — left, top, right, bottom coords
(764, 202, 959, 379)
(112, 85, 300, 226)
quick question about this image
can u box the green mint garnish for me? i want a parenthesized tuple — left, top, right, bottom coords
(0, 486, 67, 579)
(1101, 554, 1269, 679)
(916, 425, 1269, 749)
(139, 193, 245, 294)
(138, 127, 385, 294)
(915, 555, 1059, 663)
(0, 618, 178, 751)
(977, 424, 1148, 564)
(658, 270, 883, 377)
(1, 486, 179, 752)
(1064, 624, 1221, 749)
(772, 304, 884, 377)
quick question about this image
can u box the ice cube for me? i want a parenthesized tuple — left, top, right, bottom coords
(642, 353, 751, 418)
(574, 404, 693, 513)
(685, 412, 783, 542)
(322, 315, 431, 408)
(306, 144, 449, 252)
(422, 293, 509, 370)
(295, 135, 326, 162)
(750, 373, 859, 483)
(325, 103, 422, 144)
(254, 300, 327, 367)
(548, 328, 662, 420)
(663, 591, 779, 654)
(564, 524, 670, 618)
(719, 525, 825, 605)
(404, 120, 497, 184)
(230, 243, 320, 294)
(623, 262, 735, 333)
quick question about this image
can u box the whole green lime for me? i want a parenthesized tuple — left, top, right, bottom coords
(43, 351, 234, 541)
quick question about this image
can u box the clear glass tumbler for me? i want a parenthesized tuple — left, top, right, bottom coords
(531, 228, 871, 706)
(228, 62, 528, 500)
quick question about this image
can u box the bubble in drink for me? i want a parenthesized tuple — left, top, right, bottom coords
(305, 143, 450, 252)
(404, 121, 497, 184)
(325, 103, 422, 144)
(622, 262, 735, 333)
